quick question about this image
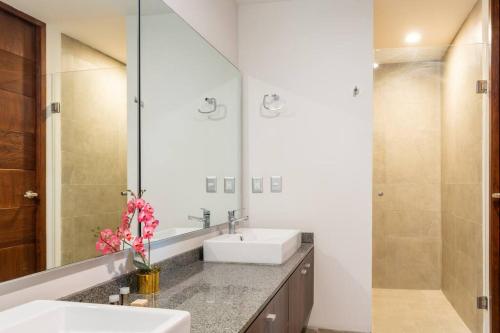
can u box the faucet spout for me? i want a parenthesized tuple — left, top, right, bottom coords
(188, 208, 211, 229)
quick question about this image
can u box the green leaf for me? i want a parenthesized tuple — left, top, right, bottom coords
(133, 259, 150, 271)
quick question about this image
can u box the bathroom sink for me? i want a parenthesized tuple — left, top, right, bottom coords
(0, 300, 190, 333)
(203, 228, 301, 264)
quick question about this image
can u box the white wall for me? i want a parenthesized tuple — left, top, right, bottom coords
(239, 0, 373, 331)
(162, 0, 238, 65)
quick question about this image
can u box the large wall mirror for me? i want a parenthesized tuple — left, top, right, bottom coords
(137, 0, 242, 240)
(0, 0, 241, 284)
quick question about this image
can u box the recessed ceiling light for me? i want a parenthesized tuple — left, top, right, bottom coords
(405, 32, 422, 44)
(373, 63, 379, 69)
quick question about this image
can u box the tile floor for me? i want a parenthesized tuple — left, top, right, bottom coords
(372, 289, 472, 333)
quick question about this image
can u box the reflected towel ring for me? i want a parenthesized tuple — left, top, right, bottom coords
(262, 94, 285, 112)
(198, 97, 217, 114)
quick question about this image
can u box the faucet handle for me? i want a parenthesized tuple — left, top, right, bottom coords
(228, 208, 245, 218)
(201, 208, 210, 214)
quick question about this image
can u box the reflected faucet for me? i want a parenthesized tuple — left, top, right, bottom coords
(228, 209, 248, 234)
(188, 208, 211, 229)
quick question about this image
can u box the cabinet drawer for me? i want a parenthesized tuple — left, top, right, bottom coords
(246, 281, 289, 333)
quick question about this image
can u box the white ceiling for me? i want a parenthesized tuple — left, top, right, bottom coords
(3, 0, 171, 63)
(375, 0, 478, 50)
(4, 0, 479, 64)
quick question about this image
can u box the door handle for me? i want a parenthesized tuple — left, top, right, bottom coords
(493, 193, 500, 199)
(24, 190, 39, 199)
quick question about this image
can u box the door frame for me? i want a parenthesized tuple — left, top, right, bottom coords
(0, 1, 46, 272)
(490, 0, 500, 331)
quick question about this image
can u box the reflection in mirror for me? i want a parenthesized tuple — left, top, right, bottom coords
(0, 0, 138, 281)
(137, 0, 242, 241)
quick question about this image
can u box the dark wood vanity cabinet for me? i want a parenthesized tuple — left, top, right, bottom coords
(246, 250, 314, 333)
(246, 282, 289, 333)
(289, 251, 314, 333)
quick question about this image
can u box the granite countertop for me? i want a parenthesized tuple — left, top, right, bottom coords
(137, 244, 313, 333)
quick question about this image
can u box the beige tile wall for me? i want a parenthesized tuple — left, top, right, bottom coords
(441, 2, 484, 332)
(373, 61, 442, 289)
(373, 2, 484, 331)
(60, 35, 127, 265)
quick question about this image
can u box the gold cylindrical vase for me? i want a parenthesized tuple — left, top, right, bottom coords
(137, 270, 160, 294)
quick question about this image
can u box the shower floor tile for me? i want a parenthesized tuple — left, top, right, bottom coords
(372, 289, 471, 333)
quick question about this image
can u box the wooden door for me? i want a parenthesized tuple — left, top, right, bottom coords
(0, 2, 45, 282)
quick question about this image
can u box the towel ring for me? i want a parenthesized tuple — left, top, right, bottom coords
(198, 97, 217, 114)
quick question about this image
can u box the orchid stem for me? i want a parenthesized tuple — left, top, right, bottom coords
(148, 239, 151, 267)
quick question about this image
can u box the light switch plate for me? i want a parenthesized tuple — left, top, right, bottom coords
(252, 177, 263, 193)
(206, 176, 217, 193)
(224, 177, 235, 193)
(270, 176, 282, 193)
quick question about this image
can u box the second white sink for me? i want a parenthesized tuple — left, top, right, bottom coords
(203, 228, 301, 265)
(0, 300, 190, 333)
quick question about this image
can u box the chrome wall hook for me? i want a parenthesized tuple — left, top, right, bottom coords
(198, 97, 217, 114)
(353, 86, 360, 97)
(262, 94, 285, 112)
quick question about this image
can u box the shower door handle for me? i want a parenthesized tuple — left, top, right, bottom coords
(492, 193, 500, 199)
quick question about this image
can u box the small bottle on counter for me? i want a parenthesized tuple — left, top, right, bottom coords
(109, 294, 120, 305)
(120, 287, 130, 306)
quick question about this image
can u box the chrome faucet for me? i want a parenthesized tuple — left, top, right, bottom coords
(188, 208, 211, 229)
(228, 209, 248, 234)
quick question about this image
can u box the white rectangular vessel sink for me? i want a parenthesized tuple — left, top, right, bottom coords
(203, 228, 301, 265)
(0, 300, 190, 333)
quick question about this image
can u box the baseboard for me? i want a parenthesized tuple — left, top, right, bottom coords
(306, 328, 369, 333)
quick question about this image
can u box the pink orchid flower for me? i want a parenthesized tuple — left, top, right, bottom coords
(100, 228, 114, 239)
(150, 219, 159, 229)
(109, 234, 121, 248)
(95, 192, 160, 271)
(121, 210, 130, 225)
(144, 219, 159, 233)
(138, 210, 153, 223)
(142, 203, 154, 215)
(135, 198, 146, 210)
(96, 229, 120, 255)
(143, 225, 155, 240)
(118, 226, 132, 242)
(132, 237, 145, 256)
(95, 239, 110, 254)
(126, 198, 136, 214)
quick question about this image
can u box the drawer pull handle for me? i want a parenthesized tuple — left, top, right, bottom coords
(304, 263, 311, 268)
(266, 314, 276, 322)
(301, 269, 307, 275)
